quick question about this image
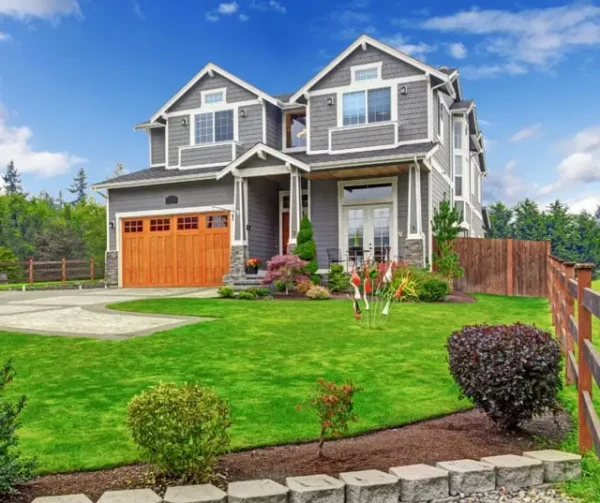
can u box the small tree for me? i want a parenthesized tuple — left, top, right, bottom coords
(294, 216, 318, 280)
(2, 161, 23, 195)
(0, 247, 21, 282)
(297, 379, 362, 458)
(262, 254, 308, 295)
(432, 199, 464, 282)
(0, 360, 36, 495)
(68, 167, 88, 204)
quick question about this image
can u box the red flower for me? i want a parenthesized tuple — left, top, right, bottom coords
(350, 269, 361, 287)
(364, 278, 372, 294)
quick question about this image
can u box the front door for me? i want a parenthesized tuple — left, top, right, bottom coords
(343, 205, 392, 266)
(281, 211, 290, 255)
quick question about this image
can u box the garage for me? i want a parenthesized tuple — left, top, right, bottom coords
(120, 212, 230, 287)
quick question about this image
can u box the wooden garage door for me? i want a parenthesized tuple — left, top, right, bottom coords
(121, 212, 230, 287)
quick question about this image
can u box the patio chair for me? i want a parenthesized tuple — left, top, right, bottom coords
(327, 248, 343, 268)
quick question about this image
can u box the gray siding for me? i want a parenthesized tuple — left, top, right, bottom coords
(398, 80, 428, 142)
(168, 73, 257, 113)
(432, 92, 451, 174)
(168, 116, 190, 167)
(238, 103, 263, 153)
(311, 180, 338, 269)
(265, 102, 282, 149)
(239, 153, 284, 170)
(150, 128, 166, 165)
(470, 157, 482, 213)
(247, 178, 279, 266)
(331, 123, 395, 152)
(431, 168, 451, 215)
(471, 210, 484, 238)
(180, 144, 233, 167)
(397, 171, 409, 260)
(421, 170, 430, 262)
(107, 179, 234, 251)
(311, 46, 423, 91)
(309, 94, 336, 152)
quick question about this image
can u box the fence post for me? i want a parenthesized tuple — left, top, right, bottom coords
(564, 262, 576, 385)
(90, 258, 95, 282)
(61, 257, 67, 284)
(28, 257, 34, 286)
(506, 238, 514, 296)
(577, 264, 594, 453)
(546, 241, 552, 307)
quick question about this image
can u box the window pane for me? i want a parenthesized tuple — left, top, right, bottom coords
(342, 91, 366, 126)
(215, 110, 233, 142)
(204, 91, 223, 104)
(455, 202, 464, 221)
(354, 67, 378, 81)
(195, 113, 213, 144)
(347, 209, 364, 251)
(454, 155, 463, 175)
(343, 183, 392, 202)
(286, 112, 307, 148)
(454, 122, 462, 149)
(367, 88, 391, 123)
(455, 177, 463, 197)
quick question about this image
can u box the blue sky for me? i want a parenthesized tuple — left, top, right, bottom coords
(0, 0, 599, 212)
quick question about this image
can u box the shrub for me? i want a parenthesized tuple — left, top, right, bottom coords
(262, 254, 309, 295)
(328, 264, 350, 292)
(127, 382, 231, 483)
(0, 247, 21, 283)
(417, 278, 449, 302)
(274, 280, 287, 293)
(432, 199, 464, 283)
(217, 286, 235, 299)
(294, 216, 318, 277)
(297, 379, 362, 458)
(296, 280, 315, 294)
(447, 323, 562, 430)
(0, 360, 37, 495)
(306, 285, 331, 300)
(237, 290, 257, 300)
(246, 286, 271, 297)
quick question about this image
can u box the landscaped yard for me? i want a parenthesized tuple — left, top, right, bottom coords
(0, 294, 552, 475)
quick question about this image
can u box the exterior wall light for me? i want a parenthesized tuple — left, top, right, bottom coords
(327, 97, 335, 106)
(239, 108, 247, 118)
(180, 117, 188, 126)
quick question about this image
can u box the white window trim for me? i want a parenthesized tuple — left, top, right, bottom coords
(337, 84, 397, 128)
(407, 164, 424, 239)
(201, 87, 227, 107)
(281, 109, 308, 153)
(351, 62, 382, 83)
(337, 177, 398, 268)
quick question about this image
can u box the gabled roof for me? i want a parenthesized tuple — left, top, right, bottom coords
(289, 35, 451, 103)
(450, 100, 474, 112)
(216, 143, 311, 180)
(150, 63, 281, 123)
(91, 166, 220, 190)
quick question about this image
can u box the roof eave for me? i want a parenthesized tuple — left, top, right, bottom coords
(91, 171, 218, 190)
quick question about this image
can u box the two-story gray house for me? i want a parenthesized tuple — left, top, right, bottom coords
(92, 35, 487, 288)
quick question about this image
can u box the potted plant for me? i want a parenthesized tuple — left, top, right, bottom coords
(245, 258, 262, 275)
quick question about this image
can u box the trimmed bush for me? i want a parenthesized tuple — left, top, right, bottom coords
(447, 323, 562, 429)
(306, 285, 331, 300)
(217, 286, 235, 299)
(245, 286, 271, 297)
(294, 216, 318, 280)
(328, 264, 350, 292)
(296, 280, 315, 294)
(237, 290, 257, 300)
(417, 278, 449, 302)
(127, 382, 231, 483)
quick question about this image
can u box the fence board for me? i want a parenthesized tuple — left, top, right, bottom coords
(582, 391, 600, 456)
(568, 351, 579, 387)
(569, 314, 579, 344)
(568, 278, 579, 299)
(583, 288, 600, 318)
(583, 340, 600, 388)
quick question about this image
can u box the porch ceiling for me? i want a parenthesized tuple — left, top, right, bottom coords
(305, 163, 411, 180)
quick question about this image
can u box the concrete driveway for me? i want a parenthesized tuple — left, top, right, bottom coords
(0, 287, 218, 339)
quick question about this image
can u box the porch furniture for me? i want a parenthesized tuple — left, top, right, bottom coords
(327, 248, 343, 268)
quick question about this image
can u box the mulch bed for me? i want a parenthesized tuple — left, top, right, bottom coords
(3, 409, 570, 503)
(269, 291, 476, 302)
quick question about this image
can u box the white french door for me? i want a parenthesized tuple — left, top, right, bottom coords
(343, 205, 392, 266)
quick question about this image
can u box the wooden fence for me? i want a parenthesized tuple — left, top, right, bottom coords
(0, 258, 103, 286)
(549, 256, 600, 455)
(437, 237, 549, 297)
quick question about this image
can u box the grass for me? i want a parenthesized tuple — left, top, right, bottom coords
(0, 294, 550, 475)
(0, 279, 102, 291)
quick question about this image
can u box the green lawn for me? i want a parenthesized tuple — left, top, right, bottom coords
(0, 294, 551, 475)
(0, 280, 103, 291)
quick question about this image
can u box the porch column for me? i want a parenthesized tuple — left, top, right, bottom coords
(406, 163, 425, 267)
(229, 176, 248, 281)
(288, 167, 301, 253)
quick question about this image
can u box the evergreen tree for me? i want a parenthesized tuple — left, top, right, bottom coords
(545, 200, 571, 259)
(595, 205, 600, 223)
(486, 202, 513, 238)
(432, 199, 464, 282)
(68, 167, 88, 204)
(1, 161, 23, 195)
(294, 215, 319, 281)
(57, 190, 65, 209)
(512, 199, 546, 241)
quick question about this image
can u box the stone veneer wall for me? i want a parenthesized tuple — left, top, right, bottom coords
(105, 251, 118, 286)
(225, 244, 249, 285)
(405, 239, 424, 266)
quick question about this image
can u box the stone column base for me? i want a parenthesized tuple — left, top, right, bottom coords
(225, 244, 248, 284)
(405, 239, 425, 267)
(105, 251, 119, 286)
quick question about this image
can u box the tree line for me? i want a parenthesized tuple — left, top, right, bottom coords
(0, 161, 106, 264)
(486, 199, 600, 267)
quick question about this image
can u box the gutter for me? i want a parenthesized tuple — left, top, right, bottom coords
(309, 150, 432, 170)
(91, 171, 218, 190)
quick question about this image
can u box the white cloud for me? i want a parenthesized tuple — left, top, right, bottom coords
(131, 0, 145, 20)
(0, 105, 86, 177)
(509, 123, 542, 142)
(330, 9, 377, 40)
(447, 42, 467, 59)
(568, 195, 600, 214)
(218, 2, 239, 15)
(205, 11, 220, 22)
(0, 0, 81, 20)
(484, 159, 538, 204)
(238, 13, 249, 22)
(460, 62, 528, 79)
(418, 5, 600, 75)
(251, 0, 286, 14)
(383, 34, 436, 60)
(478, 119, 491, 126)
(0, 31, 11, 41)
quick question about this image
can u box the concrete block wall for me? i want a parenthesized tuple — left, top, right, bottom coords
(32, 450, 582, 503)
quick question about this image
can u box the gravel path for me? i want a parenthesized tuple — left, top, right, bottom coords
(457, 486, 580, 502)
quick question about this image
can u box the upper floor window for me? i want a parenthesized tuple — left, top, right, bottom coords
(454, 122, 462, 149)
(285, 111, 307, 149)
(342, 88, 391, 126)
(194, 110, 234, 144)
(202, 88, 225, 106)
(455, 155, 463, 197)
(351, 63, 381, 83)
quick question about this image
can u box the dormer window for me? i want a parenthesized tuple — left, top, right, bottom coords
(351, 63, 381, 83)
(284, 110, 307, 150)
(201, 88, 226, 106)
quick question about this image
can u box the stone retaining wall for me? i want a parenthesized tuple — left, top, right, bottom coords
(32, 450, 581, 503)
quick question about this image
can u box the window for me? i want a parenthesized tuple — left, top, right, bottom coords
(285, 111, 307, 149)
(194, 110, 234, 144)
(124, 220, 143, 233)
(202, 89, 225, 105)
(347, 209, 364, 250)
(206, 215, 228, 228)
(455, 201, 464, 222)
(454, 122, 462, 149)
(342, 88, 391, 126)
(353, 67, 378, 82)
(343, 183, 393, 203)
(438, 100, 444, 140)
(177, 216, 199, 230)
(455, 155, 463, 197)
(150, 218, 170, 232)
